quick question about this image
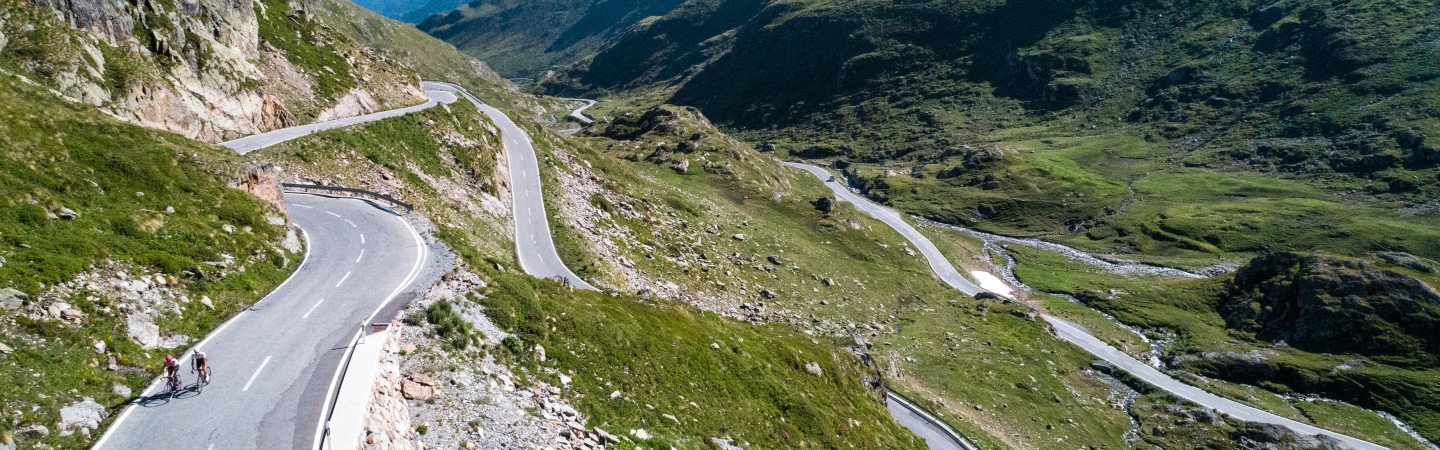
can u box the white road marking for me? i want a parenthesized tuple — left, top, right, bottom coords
(302, 298, 326, 319)
(326, 211, 341, 218)
(355, 248, 365, 263)
(359, 234, 366, 244)
(92, 228, 315, 450)
(292, 204, 313, 209)
(335, 271, 352, 287)
(241, 356, 272, 392)
(344, 219, 357, 228)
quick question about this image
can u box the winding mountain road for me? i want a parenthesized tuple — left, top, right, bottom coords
(561, 98, 596, 124)
(424, 81, 594, 290)
(785, 162, 1385, 450)
(93, 193, 427, 449)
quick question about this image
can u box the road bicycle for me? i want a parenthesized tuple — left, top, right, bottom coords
(166, 373, 182, 398)
(195, 365, 211, 393)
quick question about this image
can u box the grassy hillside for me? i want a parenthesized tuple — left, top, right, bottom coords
(418, 0, 685, 77)
(490, 102, 1360, 447)
(0, 74, 296, 448)
(477, 268, 928, 449)
(539, 0, 1440, 265)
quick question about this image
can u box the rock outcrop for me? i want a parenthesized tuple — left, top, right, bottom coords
(3, 0, 424, 142)
(232, 162, 289, 221)
(1219, 252, 1440, 358)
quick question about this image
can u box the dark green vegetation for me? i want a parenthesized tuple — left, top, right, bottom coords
(477, 267, 927, 449)
(423, 299, 482, 350)
(1003, 243, 1440, 446)
(536, 0, 1440, 264)
(1222, 251, 1440, 360)
(0, 74, 295, 448)
(419, 0, 685, 77)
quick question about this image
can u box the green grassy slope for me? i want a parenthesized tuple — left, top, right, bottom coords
(479, 268, 927, 449)
(0, 74, 296, 448)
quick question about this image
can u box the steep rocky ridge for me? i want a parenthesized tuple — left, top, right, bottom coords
(1220, 251, 1440, 362)
(0, 0, 425, 142)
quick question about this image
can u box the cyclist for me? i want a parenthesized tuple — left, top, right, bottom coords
(192, 349, 209, 383)
(162, 354, 180, 387)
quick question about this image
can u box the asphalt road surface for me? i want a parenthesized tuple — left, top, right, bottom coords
(424, 81, 595, 290)
(93, 193, 426, 449)
(886, 392, 979, 450)
(561, 98, 596, 124)
(222, 92, 458, 154)
(785, 162, 1384, 450)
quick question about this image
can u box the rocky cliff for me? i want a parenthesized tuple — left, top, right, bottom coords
(0, 0, 425, 142)
(1219, 251, 1440, 361)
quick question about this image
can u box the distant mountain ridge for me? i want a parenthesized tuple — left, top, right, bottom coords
(351, 0, 468, 24)
(417, 0, 685, 77)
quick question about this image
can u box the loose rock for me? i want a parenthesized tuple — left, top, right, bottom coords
(126, 314, 161, 349)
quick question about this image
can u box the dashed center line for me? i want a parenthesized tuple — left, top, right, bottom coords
(292, 204, 313, 209)
(302, 298, 326, 319)
(344, 219, 357, 228)
(241, 356, 272, 392)
(355, 248, 365, 263)
(335, 271, 352, 288)
(325, 211, 341, 218)
(359, 234, 366, 244)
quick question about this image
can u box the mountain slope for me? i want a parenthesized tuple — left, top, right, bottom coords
(541, 0, 1440, 262)
(418, 0, 685, 77)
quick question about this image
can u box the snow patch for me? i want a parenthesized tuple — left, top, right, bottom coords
(970, 271, 1014, 298)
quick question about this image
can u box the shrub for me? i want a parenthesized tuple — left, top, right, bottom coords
(501, 335, 525, 357)
(425, 300, 479, 350)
